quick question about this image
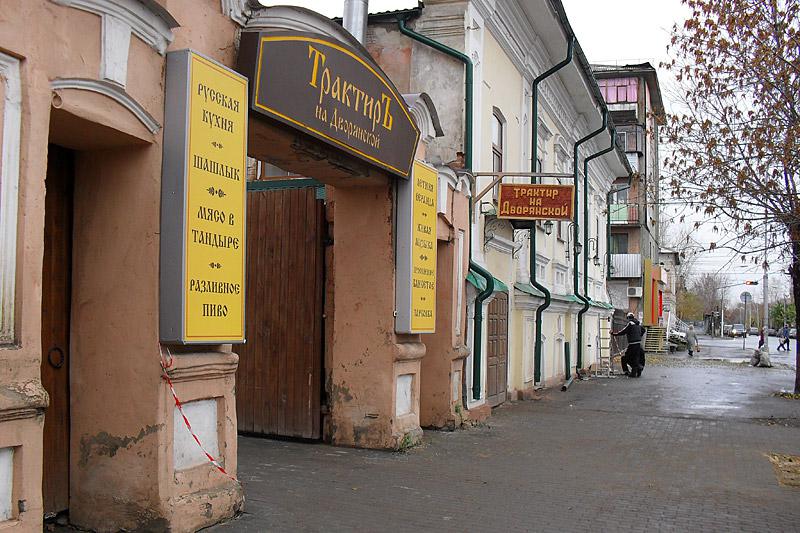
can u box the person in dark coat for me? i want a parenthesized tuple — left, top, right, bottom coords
(778, 324, 790, 351)
(612, 312, 646, 377)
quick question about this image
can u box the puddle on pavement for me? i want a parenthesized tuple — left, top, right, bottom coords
(689, 404, 741, 410)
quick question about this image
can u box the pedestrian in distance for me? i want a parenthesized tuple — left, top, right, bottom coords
(686, 325, 699, 357)
(777, 324, 790, 351)
(612, 312, 646, 377)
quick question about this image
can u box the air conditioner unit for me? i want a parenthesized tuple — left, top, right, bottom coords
(627, 286, 643, 298)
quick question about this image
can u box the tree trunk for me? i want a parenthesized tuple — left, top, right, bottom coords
(791, 234, 800, 394)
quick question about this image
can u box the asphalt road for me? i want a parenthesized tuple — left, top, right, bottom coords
(688, 333, 798, 369)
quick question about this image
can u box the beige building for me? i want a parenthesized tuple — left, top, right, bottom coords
(367, 0, 630, 412)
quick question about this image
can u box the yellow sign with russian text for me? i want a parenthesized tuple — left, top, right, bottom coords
(184, 53, 247, 342)
(410, 161, 437, 332)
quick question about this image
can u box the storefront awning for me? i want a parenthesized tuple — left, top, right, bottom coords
(551, 293, 583, 304)
(589, 299, 614, 309)
(514, 282, 546, 298)
(466, 269, 509, 293)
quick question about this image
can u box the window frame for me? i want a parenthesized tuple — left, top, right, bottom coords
(491, 109, 505, 200)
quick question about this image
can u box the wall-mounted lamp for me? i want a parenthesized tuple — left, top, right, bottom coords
(574, 241, 583, 256)
(587, 237, 600, 267)
(543, 220, 554, 236)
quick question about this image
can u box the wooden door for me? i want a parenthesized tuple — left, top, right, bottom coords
(486, 293, 508, 408)
(236, 185, 325, 439)
(41, 145, 73, 515)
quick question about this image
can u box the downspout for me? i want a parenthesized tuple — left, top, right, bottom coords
(572, 113, 607, 376)
(577, 125, 614, 370)
(397, 16, 494, 401)
(531, 37, 575, 385)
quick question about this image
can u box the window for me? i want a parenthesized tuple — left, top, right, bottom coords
(610, 234, 629, 254)
(616, 131, 626, 150)
(0, 53, 21, 345)
(613, 188, 628, 204)
(536, 262, 546, 280)
(492, 112, 503, 173)
(492, 110, 504, 199)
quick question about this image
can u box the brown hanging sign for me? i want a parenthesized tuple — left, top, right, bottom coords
(237, 31, 420, 179)
(497, 183, 575, 221)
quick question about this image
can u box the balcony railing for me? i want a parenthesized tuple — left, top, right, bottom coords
(610, 203, 640, 224)
(610, 253, 642, 278)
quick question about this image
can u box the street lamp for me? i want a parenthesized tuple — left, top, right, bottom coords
(587, 237, 601, 266)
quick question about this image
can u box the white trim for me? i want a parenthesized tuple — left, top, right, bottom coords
(456, 229, 465, 336)
(51, 0, 177, 55)
(485, 233, 517, 254)
(0, 53, 21, 345)
(51, 78, 161, 134)
(101, 14, 132, 86)
(221, 0, 254, 26)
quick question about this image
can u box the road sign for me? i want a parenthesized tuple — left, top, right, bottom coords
(740, 291, 753, 304)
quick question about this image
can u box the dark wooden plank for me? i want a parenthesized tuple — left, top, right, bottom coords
(237, 183, 324, 439)
(41, 145, 73, 515)
(311, 196, 324, 438)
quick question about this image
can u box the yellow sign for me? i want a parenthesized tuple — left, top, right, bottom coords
(410, 161, 437, 332)
(184, 53, 247, 342)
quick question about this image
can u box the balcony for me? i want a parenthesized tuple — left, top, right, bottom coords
(610, 253, 642, 278)
(610, 203, 640, 225)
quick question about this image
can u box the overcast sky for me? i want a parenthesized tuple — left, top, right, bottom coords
(258, 0, 790, 300)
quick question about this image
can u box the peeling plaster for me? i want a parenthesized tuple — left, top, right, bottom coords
(79, 424, 163, 466)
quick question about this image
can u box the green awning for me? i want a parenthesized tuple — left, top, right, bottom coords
(514, 282, 546, 298)
(551, 293, 584, 304)
(466, 269, 509, 293)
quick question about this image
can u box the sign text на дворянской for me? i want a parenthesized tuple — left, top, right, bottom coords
(496, 183, 575, 221)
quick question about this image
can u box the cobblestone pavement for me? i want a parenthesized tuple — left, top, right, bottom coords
(211, 361, 800, 532)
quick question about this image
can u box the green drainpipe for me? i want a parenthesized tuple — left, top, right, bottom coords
(531, 37, 575, 385)
(573, 114, 607, 374)
(398, 16, 493, 401)
(577, 125, 614, 369)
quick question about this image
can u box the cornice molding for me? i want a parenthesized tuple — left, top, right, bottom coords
(51, 0, 177, 54)
(52, 78, 161, 134)
(221, 0, 258, 26)
(166, 351, 239, 383)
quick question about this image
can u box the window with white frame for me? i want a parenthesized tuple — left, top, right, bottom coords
(555, 268, 567, 293)
(0, 53, 21, 345)
(491, 110, 504, 199)
(536, 262, 546, 281)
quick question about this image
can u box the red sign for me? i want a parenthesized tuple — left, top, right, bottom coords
(497, 183, 574, 221)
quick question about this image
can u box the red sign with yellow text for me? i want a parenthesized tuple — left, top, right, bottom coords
(497, 183, 574, 221)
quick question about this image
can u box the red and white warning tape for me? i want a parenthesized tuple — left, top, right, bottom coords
(159, 345, 239, 483)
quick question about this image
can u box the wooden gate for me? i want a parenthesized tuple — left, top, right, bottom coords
(41, 145, 73, 515)
(486, 292, 509, 408)
(236, 182, 325, 439)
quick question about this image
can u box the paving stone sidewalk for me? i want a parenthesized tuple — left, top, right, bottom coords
(210, 362, 800, 532)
